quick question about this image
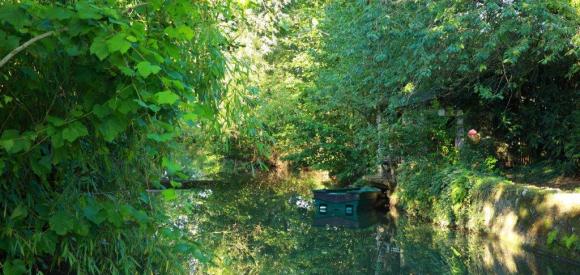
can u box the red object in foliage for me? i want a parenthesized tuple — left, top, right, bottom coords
(467, 129, 480, 144)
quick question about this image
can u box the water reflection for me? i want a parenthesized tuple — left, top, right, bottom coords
(313, 210, 383, 229)
(170, 181, 580, 274)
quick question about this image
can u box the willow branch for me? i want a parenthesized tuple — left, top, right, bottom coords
(0, 28, 67, 69)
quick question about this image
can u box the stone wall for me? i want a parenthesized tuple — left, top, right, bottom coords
(389, 176, 580, 260)
(462, 182, 580, 260)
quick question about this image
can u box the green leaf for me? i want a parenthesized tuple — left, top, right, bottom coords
(46, 7, 74, 20)
(2, 259, 27, 275)
(92, 104, 111, 119)
(62, 121, 88, 143)
(170, 180, 182, 188)
(106, 33, 132, 54)
(10, 204, 28, 221)
(76, 2, 102, 20)
(30, 155, 51, 177)
(132, 209, 149, 225)
(126, 35, 138, 42)
(49, 129, 64, 149)
(46, 116, 66, 127)
(51, 147, 67, 164)
(192, 103, 214, 119)
(37, 232, 57, 254)
(90, 36, 109, 60)
(116, 65, 134, 76)
(3, 95, 13, 104)
(562, 234, 578, 249)
(547, 229, 558, 245)
(0, 34, 20, 52)
(83, 202, 105, 225)
(154, 90, 180, 105)
(165, 25, 195, 40)
(161, 189, 177, 201)
(97, 116, 125, 142)
(120, 205, 150, 225)
(68, 17, 93, 36)
(106, 207, 123, 227)
(150, 0, 163, 9)
(164, 27, 179, 39)
(451, 246, 461, 257)
(0, 130, 31, 154)
(74, 220, 90, 236)
(49, 210, 75, 236)
(135, 99, 160, 112)
(0, 6, 31, 30)
(0, 129, 18, 152)
(119, 204, 135, 222)
(147, 132, 174, 142)
(65, 45, 82, 56)
(117, 100, 136, 114)
(136, 61, 161, 78)
(475, 85, 503, 101)
(162, 157, 181, 174)
(182, 112, 198, 123)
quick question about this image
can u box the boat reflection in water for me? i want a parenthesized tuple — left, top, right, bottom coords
(312, 186, 387, 229)
(312, 194, 403, 274)
(313, 208, 383, 228)
(313, 186, 403, 274)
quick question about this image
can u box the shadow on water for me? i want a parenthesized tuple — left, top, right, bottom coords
(168, 178, 580, 274)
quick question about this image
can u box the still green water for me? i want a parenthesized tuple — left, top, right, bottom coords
(167, 178, 579, 274)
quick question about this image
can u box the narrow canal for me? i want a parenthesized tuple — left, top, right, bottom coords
(165, 178, 580, 274)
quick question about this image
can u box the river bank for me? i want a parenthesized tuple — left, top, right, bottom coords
(391, 169, 580, 262)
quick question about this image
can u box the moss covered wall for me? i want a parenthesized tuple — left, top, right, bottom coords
(464, 182, 580, 260)
(392, 180, 580, 261)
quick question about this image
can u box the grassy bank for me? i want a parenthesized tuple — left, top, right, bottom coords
(393, 163, 580, 261)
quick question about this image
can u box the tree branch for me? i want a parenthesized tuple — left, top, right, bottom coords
(0, 28, 67, 69)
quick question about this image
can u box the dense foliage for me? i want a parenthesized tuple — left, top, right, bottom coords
(242, 0, 579, 186)
(0, 0, 237, 273)
(1, 0, 579, 272)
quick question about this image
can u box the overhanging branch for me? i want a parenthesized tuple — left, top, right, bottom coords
(0, 28, 67, 69)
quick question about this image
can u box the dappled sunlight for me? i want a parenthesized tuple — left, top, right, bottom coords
(494, 185, 505, 202)
(491, 211, 524, 245)
(541, 193, 580, 214)
(300, 169, 331, 187)
(482, 243, 495, 269)
(494, 237, 523, 273)
(483, 202, 495, 226)
(480, 236, 526, 274)
(471, 182, 580, 265)
(481, 184, 526, 247)
(530, 216, 553, 239)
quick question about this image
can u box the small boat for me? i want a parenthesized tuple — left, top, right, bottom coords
(313, 186, 387, 217)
